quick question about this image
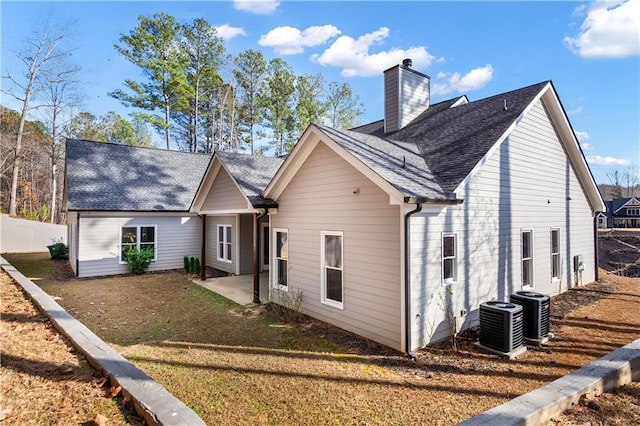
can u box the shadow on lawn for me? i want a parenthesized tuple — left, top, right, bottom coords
(1, 352, 89, 382)
(124, 352, 520, 399)
(148, 340, 572, 383)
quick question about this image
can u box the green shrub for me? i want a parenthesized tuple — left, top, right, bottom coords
(189, 257, 196, 274)
(194, 257, 201, 275)
(125, 247, 155, 275)
(183, 256, 190, 273)
(47, 242, 68, 260)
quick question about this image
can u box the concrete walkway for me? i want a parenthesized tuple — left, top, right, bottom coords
(460, 338, 640, 426)
(193, 272, 269, 306)
(0, 256, 205, 426)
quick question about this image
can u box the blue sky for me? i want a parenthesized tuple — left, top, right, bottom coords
(1, 0, 638, 184)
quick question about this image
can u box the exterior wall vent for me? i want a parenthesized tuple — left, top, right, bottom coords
(509, 291, 550, 339)
(479, 301, 524, 352)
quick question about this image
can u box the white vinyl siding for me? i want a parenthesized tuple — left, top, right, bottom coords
(206, 215, 241, 274)
(409, 98, 597, 348)
(76, 213, 201, 278)
(321, 231, 343, 309)
(217, 224, 232, 263)
(270, 142, 402, 350)
(201, 167, 248, 211)
(274, 228, 288, 291)
(67, 212, 78, 275)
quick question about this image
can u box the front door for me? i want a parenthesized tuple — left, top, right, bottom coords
(261, 223, 270, 271)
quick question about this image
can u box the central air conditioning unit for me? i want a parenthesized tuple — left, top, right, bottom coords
(479, 301, 523, 353)
(510, 291, 550, 339)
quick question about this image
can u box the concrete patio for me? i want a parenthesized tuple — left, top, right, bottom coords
(192, 272, 270, 306)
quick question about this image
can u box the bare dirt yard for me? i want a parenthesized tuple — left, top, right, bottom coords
(3, 252, 639, 425)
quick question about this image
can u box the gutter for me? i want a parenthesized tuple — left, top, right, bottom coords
(404, 203, 422, 359)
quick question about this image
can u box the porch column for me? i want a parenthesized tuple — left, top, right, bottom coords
(253, 212, 260, 303)
(200, 214, 207, 281)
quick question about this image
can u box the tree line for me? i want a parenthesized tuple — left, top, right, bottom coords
(1, 13, 363, 223)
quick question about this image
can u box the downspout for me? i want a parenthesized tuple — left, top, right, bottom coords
(75, 212, 80, 276)
(253, 209, 269, 304)
(200, 214, 207, 281)
(593, 214, 599, 282)
(404, 202, 422, 359)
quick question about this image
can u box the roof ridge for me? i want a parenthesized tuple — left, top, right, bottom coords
(66, 138, 213, 157)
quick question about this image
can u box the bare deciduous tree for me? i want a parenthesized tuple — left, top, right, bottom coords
(2, 18, 75, 217)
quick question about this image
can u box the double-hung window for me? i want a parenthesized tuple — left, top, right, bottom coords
(217, 224, 232, 263)
(274, 229, 288, 290)
(120, 225, 156, 263)
(442, 233, 458, 285)
(321, 231, 343, 309)
(551, 228, 560, 280)
(522, 230, 533, 287)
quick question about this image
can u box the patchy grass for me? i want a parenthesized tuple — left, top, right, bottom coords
(4, 252, 640, 425)
(0, 270, 138, 425)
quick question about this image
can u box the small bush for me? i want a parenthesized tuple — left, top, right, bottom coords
(125, 247, 154, 275)
(183, 256, 190, 273)
(47, 242, 68, 260)
(194, 257, 201, 275)
(189, 257, 196, 274)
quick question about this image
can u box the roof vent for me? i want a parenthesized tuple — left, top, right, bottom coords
(402, 58, 413, 68)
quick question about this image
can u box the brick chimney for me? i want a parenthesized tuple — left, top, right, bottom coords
(384, 58, 430, 134)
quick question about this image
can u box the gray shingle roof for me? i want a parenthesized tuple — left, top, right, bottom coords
(216, 152, 285, 207)
(349, 81, 549, 197)
(65, 139, 211, 211)
(315, 125, 446, 200)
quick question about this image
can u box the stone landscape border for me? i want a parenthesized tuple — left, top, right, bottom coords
(460, 338, 640, 425)
(1, 256, 205, 426)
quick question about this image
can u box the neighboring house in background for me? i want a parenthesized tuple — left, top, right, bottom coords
(603, 197, 640, 228)
(64, 60, 605, 354)
(596, 212, 608, 229)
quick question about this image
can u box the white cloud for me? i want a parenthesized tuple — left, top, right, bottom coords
(259, 25, 341, 55)
(581, 142, 595, 150)
(575, 130, 590, 141)
(587, 155, 631, 166)
(312, 27, 436, 77)
(214, 24, 247, 40)
(567, 105, 583, 115)
(233, 0, 279, 15)
(431, 65, 494, 96)
(564, 0, 640, 58)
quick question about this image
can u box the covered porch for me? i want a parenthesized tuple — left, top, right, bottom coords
(193, 272, 270, 306)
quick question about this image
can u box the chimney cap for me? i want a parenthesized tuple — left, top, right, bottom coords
(402, 58, 413, 68)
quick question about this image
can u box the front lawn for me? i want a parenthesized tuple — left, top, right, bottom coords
(5, 253, 640, 425)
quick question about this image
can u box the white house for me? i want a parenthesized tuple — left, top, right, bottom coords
(64, 61, 604, 354)
(263, 63, 604, 353)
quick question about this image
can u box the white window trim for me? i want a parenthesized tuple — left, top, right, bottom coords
(321, 231, 344, 310)
(522, 229, 533, 289)
(551, 228, 561, 282)
(273, 228, 288, 292)
(119, 224, 158, 265)
(217, 224, 233, 263)
(442, 232, 458, 286)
